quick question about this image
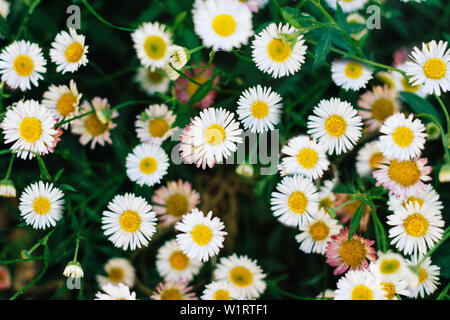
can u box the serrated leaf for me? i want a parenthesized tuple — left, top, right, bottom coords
(400, 92, 443, 126)
(313, 27, 332, 69)
(348, 203, 365, 240)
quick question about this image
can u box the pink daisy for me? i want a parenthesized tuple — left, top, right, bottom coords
(393, 47, 411, 67)
(334, 194, 372, 232)
(150, 280, 198, 300)
(0, 266, 11, 290)
(325, 228, 376, 275)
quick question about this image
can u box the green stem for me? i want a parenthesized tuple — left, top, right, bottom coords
(188, 45, 206, 55)
(0, 256, 45, 265)
(434, 93, 450, 134)
(4, 153, 14, 180)
(232, 49, 253, 63)
(73, 235, 80, 262)
(37, 154, 52, 181)
(80, 0, 135, 31)
(15, 0, 43, 40)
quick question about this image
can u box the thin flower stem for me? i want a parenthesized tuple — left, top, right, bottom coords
(188, 45, 206, 55)
(37, 154, 52, 181)
(80, 0, 135, 32)
(232, 49, 253, 63)
(0, 256, 45, 265)
(434, 93, 450, 134)
(4, 153, 15, 180)
(14, 0, 43, 40)
(72, 235, 81, 262)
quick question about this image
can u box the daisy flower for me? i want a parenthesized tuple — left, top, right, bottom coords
(135, 67, 170, 96)
(96, 258, 135, 288)
(372, 251, 408, 282)
(192, 0, 253, 52)
(71, 97, 118, 149)
(325, 0, 369, 13)
(387, 202, 444, 257)
(376, 71, 397, 91)
(393, 63, 428, 98)
(252, 22, 307, 78)
(295, 208, 342, 255)
(325, 228, 376, 275)
(135, 104, 177, 145)
(49, 28, 89, 73)
(156, 239, 203, 282)
(406, 256, 440, 298)
(0, 179, 16, 198)
(63, 261, 84, 278)
(387, 184, 443, 215)
(101, 193, 157, 251)
(317, 179, 336, 214)
(152, 179, 201, 227)
(95, 283, 137, 300)
(201, 281, 239, 300)
(356, 141, 386, 177)
(0, 266, 11, 290)
(131, 22, 172, 71)
(214, 254, 266, 299)
(404, 40, 450, 96)
(280, 135, 329, 180)
(18, 181, 65, 230)
(179, 107, 243, 169)
(357, 85, 400, 131)
(377, 113, 426, 161)
(236, 85, 283, 133)
(0, 40, 46, 91)
(307, 97, 363, 155)
(150, 281, 198, 300)
(175, 208, 227, 262)
(334, 269, 386, 300)
(331, 59, 373, 91)
(372, 157, 432, 198)
(164, 45, 189, 80)
(270, 175, 319, 227)
(0, 0, 10, 20)
(334, 194, 371, 232)
(42, 80, 82, 129)
(379, 276, 410, 300)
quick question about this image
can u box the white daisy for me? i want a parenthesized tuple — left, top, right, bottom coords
(0, 100, 59, 160)
(101, 193, 157, 251)
(96, 258, 135, 288)
(295, 208, 342, 255)
(63, 261, 84, 279)
(0, 0, 10, 20)
(280, 135, 329, 180)
(379, 275, 410, 300)
(252, 22, 307, 78)
(270, 175, 319, 227)
(406, 256, 440, 298)
(404, 40, 450, 96)
(387, 184, 443, 215)
(156, 239, 203, 282)
(317, 179, 336, 214)
(307, 97, 363, 155)
(372, 251, 408, 282)
(236, 85, 283, 133)
(49, 28, 89, 73)
(331, 59, 373, 91)
(192, 0, 253, 52)
(164, 45, 189, 80)
(393, 63, 428, 98)
(0, 179, 16, 198)
(214, 254, 266, 299)
(150, 280, 198, 300)
(334, 269, 386, 300)
(135, 104, 177, 145)
(135, 67, 170, 96)
(18, 181, 65, 230)
(0, 40, 46, 91)
(325, 0, 369, 13)
(175, 208, 227, 262)
(95, 283, 137, 300)
(356, 141, 386, 177)
(131, 22, 172, 71)
(201, 281, 239, 300)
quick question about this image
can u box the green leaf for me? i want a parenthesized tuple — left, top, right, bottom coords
(173, 11, 187, 30)
(348, 202, 365, 240)
(187, 73, 216, 106)
(400, 92, 443, 126)
(59, 184, 77, 192)
(281, 7, 320, 33)
(313, 27, 332, 69)
(53, 169, 64, 183)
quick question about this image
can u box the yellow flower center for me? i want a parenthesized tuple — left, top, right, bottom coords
(401, 77, 421, 93)
(267, 39, 292, 62)
(147, 69, 164, 83)
(19, 117, 43, 143)
(380, 259, 400, 274)
(297, 148, 319, 169)
(371, 98, 394, 122)
(169, 250, 189, 270)
(107, 267, 124, 283)
(144, 35, 167, 60)
(212, 14, 236, 37)
(288, 191, 308, 214)
(325, 114, 347, 137)
(388, 160, 421, 187)
(369, 152, 384, 170)
(65, 42, 84, 63)
(166, 193, 189, 218)
(392, 126, 414, 148)
(119, 210, 141, 233)
(319, 197, 333, 212)
(33, 196, 51, 215)
(213, 289, 231, 300)
(204, 124, 226, 146)
(160, 288, 183, 300)
(351, 285, 373, 300)
(423, 58, 446, 80)
(403, 213, 429, 237)
(57, 93, 77, 117)
(339, 238, 367, 267)
(418, 267, 427, 284)
(148, 118, 169, 138)
(191, 225, 212, 246)
(403, 196, 424, 208)
(13, 55, 34, 76)
(139, 157, 158, 175)
(251, 101, 269, 119)
(381, 282, 396, 300)
(230, 266, 253, 287)
(85, 114, 108, 136)
(344, 61, 363, 79)
(309, 221, 330, 241)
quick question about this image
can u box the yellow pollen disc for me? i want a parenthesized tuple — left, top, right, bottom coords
(371, 98, 394, 122)
(230, 266, 253, 287)
(212, 14, 236, 37)
(191, 225, 212, 246)
(148, 118, 169, 137)
(204, 124, 226, 146)
(139, 157, 158, 175)
(344, 61, 363, 79)
(325, 114, 347, 137)
(57, 93, 77, 117)
(401, 77, 421, 93)
(33, 197, 51, 215)
(85, 114, 108, 136)
(288, 191, 308, 214)
(19, 117, 43, 143)
(144, 35, 167, 60)
(297, 148, 319, 169)
(267, 39, 292, 63)
(160, 288, 183, 300)
(107, 267, 124, 283)
(309, 221, 330, 241)
(166, 193, 189, 217)
(13, 55, 34, 76)
(186, 75, 208, 96)
(351, 284, 373, 300)
(403, 213, 429, 237)
(403, 196, 424, 208)
(392, 126, 414, 148)
(169, 250, 189, 270)
(251, 101, 269, 119)
(380, 259, 400, 274)
(369, 152, 384, 170)
(339, 239, 367, 267)
(65, 42, 84, 63)
(388, 160, 420, 187)
(319, 197, 333, 211)
(423, 58, 446, 80)
(147, 69, 164, 83)
(418, 267, 427, 284)
(119, 210, 141, 233)
(381, 282, 396, 300)
(213, 289, 231, 300)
